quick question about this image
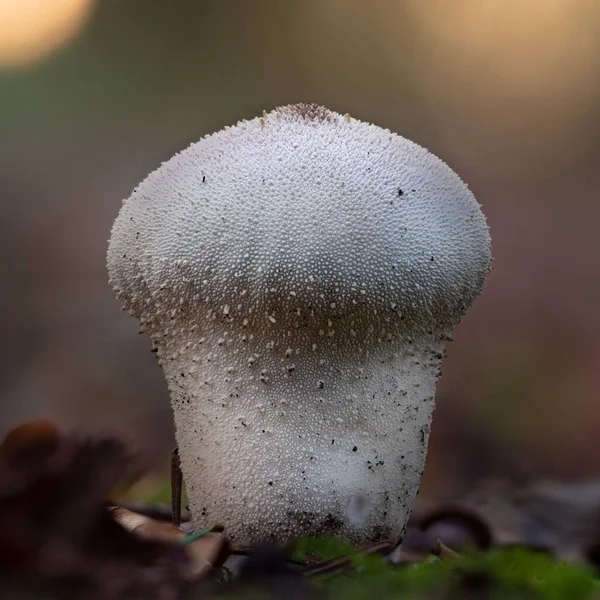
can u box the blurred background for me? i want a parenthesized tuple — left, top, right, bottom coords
(1, 0, 599, 499)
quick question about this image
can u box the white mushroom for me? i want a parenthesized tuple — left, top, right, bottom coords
(107, 104, 491, 544)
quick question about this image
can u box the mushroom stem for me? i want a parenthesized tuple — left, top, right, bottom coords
(158, 316, 444, 543)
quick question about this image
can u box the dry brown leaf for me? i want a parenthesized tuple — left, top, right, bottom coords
(185, 533, 230, 580)
(109, 506, 185, 543)
(110, 505, 231, 580)
(0, 420, 190, 600)
(435, 538, 460, 560)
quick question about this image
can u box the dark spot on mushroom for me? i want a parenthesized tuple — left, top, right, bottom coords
(397, 188, 404, 196)
(352, 446, 357, 452)
(368, 525, 387, 542)
(202, 175, 206, 183)
(320, 512, 344, 532)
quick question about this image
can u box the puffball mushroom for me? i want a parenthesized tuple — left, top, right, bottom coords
(108, 104, 491, 544)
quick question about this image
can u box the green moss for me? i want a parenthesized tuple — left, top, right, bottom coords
(293, 536, 356, 561)
(294, 540, 599, 599)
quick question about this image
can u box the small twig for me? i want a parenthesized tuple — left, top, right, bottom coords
(181, 524, 225, 545)
(230, 544, 253, 556)
(171, 446, 183, 527)
(303, 540, 395, 577)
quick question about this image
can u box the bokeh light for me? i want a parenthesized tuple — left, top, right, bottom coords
(0, 0, 95, 69)
(404, 0, 600, 175)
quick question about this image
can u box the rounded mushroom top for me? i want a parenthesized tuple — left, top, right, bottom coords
(108, 104, 491, 334)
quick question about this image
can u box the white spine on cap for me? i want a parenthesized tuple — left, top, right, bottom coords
(108, 104, 491, 543)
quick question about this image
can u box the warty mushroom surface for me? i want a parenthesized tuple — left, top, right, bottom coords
(107, 103, 492, 544)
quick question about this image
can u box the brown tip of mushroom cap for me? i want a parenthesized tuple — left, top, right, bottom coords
(276, 103, 338, 122)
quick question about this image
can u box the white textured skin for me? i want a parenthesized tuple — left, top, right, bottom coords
(107, 104, 491, 544)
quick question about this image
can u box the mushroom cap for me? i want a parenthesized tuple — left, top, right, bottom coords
(108, 104, 491, 334)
